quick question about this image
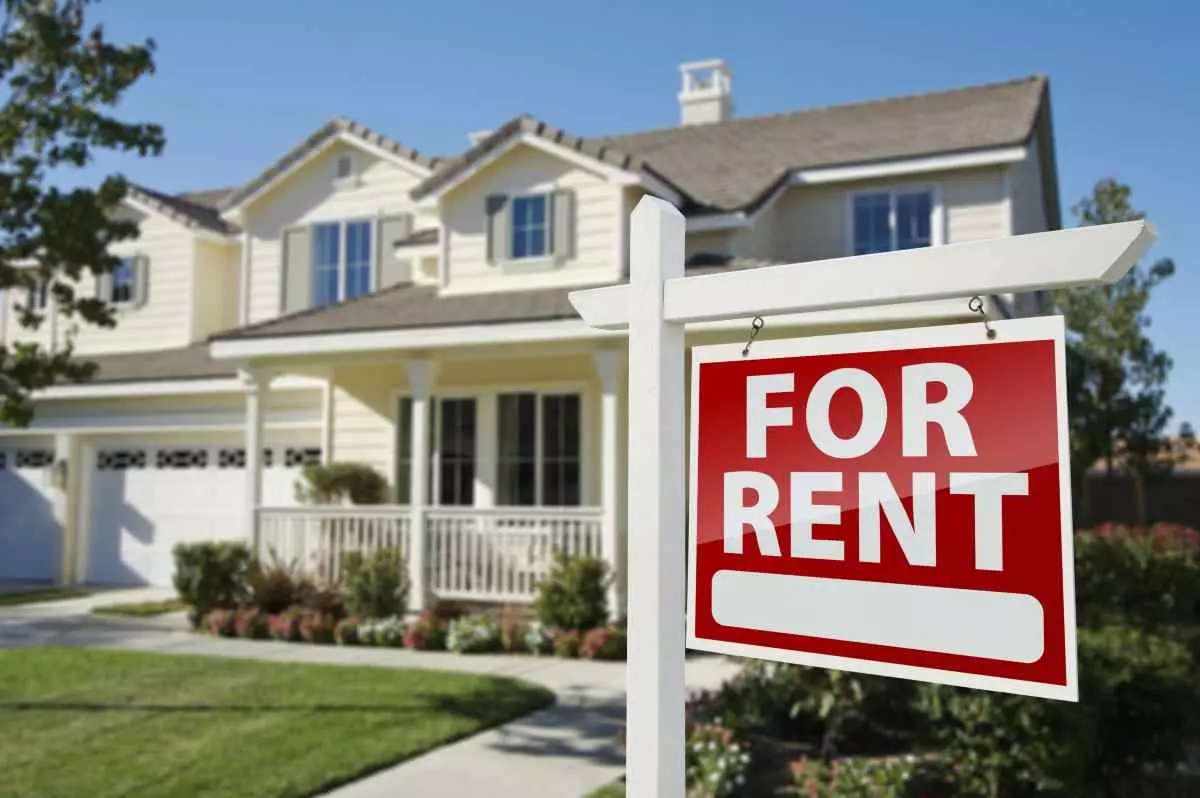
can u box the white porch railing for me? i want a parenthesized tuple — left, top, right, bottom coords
(426, 507, 604, 603)
(254, 505, 604, 603)
(256, 506, 413, 584)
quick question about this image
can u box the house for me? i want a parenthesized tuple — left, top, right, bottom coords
(0, 61, 1061, 612)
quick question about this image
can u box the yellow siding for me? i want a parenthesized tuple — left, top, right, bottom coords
(771, 167, 1009, 263)
(192, 240, 240, 339)
(441, 144, 621, 294)
(244, 142, 431, 325)
(3, 208, 196, 355)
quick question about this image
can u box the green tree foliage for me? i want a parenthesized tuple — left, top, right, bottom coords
(0, 0, 163, 425)
(1051, 179, 1181, 524)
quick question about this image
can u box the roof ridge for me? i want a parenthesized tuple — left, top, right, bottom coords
(598, 74, 1047, 142)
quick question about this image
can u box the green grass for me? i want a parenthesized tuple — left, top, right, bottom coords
(588, 781, 626, 797)
(0, 647, 555, 798)
(0, 587, 91, 606)
(91, 598, 186, 617)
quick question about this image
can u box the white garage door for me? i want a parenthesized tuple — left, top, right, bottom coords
(86, 439, 318, 587)
(0, 446, 60, 582)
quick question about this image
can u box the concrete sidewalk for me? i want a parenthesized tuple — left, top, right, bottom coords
(0, 599, 740, 798)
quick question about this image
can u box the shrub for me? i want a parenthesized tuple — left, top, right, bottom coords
(245, 552, 311, 614)
(534, 553, 610, 632)
(303, 584, 347, 620)
(447, 613, 503, 654)
(686, 720, 751, 797)
(916, 624, 1199, 797)
(403, 612, 447, 651)
(580, 625, 627, 661)
(524, 620, 554, 655)
(789, 755, 919, 797)
(498, 606, 528, 653)
(204, 608, 237, 637)
(552, 628, 583, 658)
(172, 541, 252, 627)
(1075, 526, 1200, 629)
(334, 617, 360, 646)
(295, 461, 388, 505)
(341, 547, 408, 620)
(359, 616, 406, 647)
(298, 611, 336, 645)
(267, 607, 304, 642)
(234, 607, 268, 640)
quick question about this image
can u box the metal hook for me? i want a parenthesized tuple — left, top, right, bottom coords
(968, 295, 996, 339)
(742, 316, 765, 357)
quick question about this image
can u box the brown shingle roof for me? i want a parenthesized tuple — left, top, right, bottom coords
(128, 184, 240, 235)
(412, 75, 1047, 213)
(85, 342, 237, 383)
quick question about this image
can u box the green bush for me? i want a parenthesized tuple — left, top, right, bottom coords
(402, 612, 447, 650)
(334, 617, 359, 645)
(341, 547, 407, 619)
(298, 611, 337, 645)
(686, 720, 752, 797)
(790, 755, 919, 797)
(916, 624, 1199, 797)
(294, 461, 388, 505)
(446, 613, 503, 654)
(579, 625, 627, 660)
(534, 553, 610, 631)
(172, 542, 252, 628)
(1075, 526, 1200, 629)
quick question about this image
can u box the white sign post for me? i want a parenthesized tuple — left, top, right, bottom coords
(569, 196, 1154, 797)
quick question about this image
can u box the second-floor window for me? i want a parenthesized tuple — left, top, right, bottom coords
(852, 190, 934, 255)
(511, 195, 549, 259)
(110, 257, 136, 305)
(26, 278, 49, 311)
(312, 220, 372, 308)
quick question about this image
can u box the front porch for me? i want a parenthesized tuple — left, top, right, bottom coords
(243, 344, 626, 610)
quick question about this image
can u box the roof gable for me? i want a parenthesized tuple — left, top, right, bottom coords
(219, 117, 446, 218)
(126, 184, 238, 236)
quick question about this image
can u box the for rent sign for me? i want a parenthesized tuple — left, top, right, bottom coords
(687, 316, 1078, 701)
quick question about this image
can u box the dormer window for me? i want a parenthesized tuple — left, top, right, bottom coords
(110, 257, 136, 305)
(511, 195, 549, 259)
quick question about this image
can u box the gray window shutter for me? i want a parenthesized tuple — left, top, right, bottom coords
(376, 214, 414, 289)
(485, 194, 509, 264)
(134, 255, 150, 308)
(281, 226, 312, 313)
(551, 189, 575, 261)
(94, 271, 112, 304)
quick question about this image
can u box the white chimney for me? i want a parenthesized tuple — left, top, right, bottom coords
(678, 59, 733, 126)
(467, 130, 492, 146)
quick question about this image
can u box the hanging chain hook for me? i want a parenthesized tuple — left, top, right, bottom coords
(968, 295, 996, 340)
(742, 316, 765, 357)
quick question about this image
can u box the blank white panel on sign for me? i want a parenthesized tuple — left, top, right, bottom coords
(711, 570, 1045, 663)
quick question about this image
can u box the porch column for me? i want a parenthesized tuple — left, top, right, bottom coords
(407, 359, 438, 612)
(593, 348, 624, 617)
(52, 433, 79, 585)
(241, 368, 272, 550)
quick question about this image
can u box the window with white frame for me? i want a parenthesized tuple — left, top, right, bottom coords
(110, 257, 136, 305)
(311, 220, 372, 308)
(26, 278, 49, 311)
(395, 396, 476, 506)
(852, 190, 934, 255)
(511, 195, 549, 259)
(497, 392, 581, 507)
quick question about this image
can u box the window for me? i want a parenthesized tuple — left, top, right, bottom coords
(852, 190, 935, 255)
(345, 221, 372, 300)
(26, 279, 49, 311)
(311, 220, 372, 307)
(394, 396, 437, 505)
(497, 392, 581, 507)
(511, 195, 548, 259)
(312, 222, 341, 307)
(111, 257, 136, 305)
(437, 398, 476, 506)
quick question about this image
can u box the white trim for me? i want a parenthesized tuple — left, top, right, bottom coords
(615, 187, 629, 277)
(686, 316, 1078, 702)
(0, 420, 319, 437)
(238, 230, 252, 326)
(415, 131, 685, 209)
(393, 242, 440, 260)
(14, 408, 320, 431)
(791, 145, 1027, 186)
(35, 375, 323, 401)
(221, 129, 433, 222)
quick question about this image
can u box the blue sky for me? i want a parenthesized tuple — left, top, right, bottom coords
(81, 0, 1199, 427)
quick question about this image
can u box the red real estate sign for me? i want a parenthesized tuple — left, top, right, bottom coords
(687, 316, 1078, 701)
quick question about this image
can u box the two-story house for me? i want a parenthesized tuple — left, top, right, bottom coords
(0, 61, 1059, 610)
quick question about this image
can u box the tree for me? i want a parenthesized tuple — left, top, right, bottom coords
(0, 0, 163, 426)
(1052, 179, 1179, 525)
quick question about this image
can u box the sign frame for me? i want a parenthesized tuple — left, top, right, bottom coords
(686, 315, 1078, 702)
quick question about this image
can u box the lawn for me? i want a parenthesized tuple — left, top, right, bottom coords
(91, 598, 186, 617)
(0, 647, 555, 798)
(588, 781, 626, 797)
(0, 587, 91, 607)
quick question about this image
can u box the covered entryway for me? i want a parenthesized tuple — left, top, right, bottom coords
(84, 435, 319, 587)
(0, 443, 60, 582)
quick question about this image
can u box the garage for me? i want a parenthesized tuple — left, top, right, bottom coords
(84, 436, 319, 587)
(0, 444, 60, 583)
